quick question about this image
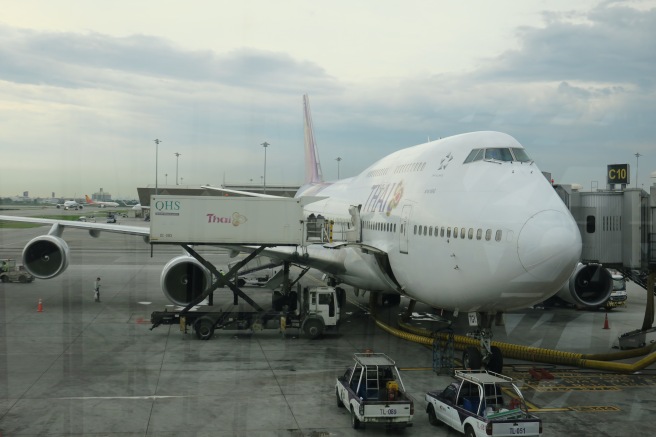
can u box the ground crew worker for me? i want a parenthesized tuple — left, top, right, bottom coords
(94, 277, 101, 302)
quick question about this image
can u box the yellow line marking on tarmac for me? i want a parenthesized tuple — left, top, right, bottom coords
(569, 406, 621, 412)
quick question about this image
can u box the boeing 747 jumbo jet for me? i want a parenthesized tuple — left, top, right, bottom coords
(0, 95, 604, 371)
(85, 195, 119, 208)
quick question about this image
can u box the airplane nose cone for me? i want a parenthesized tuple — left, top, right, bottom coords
(517, 210, 581, 282)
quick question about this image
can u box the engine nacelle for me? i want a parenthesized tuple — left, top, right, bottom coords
(160, 255, 212, 306)
(22, 235, 70, 279)
(556, 263, 612, 309)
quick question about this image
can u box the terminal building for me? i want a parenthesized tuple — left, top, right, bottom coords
(136, 183, 300, 206)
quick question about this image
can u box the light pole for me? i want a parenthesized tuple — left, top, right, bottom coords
(261, 142, 270, 193)
(336, 157, 342, 179)
(635, 152, 642, 188)
(154, 139, 162, 195)
(174, 152, 181, 185)
(165, 173, 168, 185)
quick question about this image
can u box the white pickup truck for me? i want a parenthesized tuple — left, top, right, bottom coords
(336, 353, 414, 430)
(425, 370, 542, 437)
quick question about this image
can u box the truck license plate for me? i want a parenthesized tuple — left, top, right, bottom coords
(379, 408, 398, 416)
(492, 422, 539, 435)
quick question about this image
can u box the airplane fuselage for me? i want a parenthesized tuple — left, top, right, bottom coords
(297, 131, 581, 313)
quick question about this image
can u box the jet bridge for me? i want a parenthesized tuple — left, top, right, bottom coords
(555, 182, 656, 346)
(554, 186, 651, 270)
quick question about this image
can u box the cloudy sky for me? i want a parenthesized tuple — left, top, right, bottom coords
(1, 0, 654, 199)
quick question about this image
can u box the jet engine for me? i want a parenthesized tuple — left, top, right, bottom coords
(22, 235, 70, 279)
(556, 263, 612, 309)
(160, 255, 212, 306)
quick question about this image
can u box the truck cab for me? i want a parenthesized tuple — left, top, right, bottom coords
(298, 286, 339, 338)
(605, 269, 627, 308)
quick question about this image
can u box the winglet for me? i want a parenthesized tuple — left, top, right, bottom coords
(303, 94, 324, 184)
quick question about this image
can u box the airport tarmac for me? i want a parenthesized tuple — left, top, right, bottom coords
(1, 215, 656, 436)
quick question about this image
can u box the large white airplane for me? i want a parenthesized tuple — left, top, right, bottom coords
(0, 95, 611, 371)
(85, 195, 119, 208)
(55, 200, 83, 210)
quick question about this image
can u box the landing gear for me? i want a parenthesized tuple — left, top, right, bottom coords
(464, 312, 504, 373)
(462, 346, 482, 369)
(487, 346, 504, 374)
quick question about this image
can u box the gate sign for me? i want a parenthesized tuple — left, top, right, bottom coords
(607, 164, 629, 185)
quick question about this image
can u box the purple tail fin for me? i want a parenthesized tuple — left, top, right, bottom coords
(303, 94, 323, 184)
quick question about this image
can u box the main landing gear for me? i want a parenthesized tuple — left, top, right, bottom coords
(463, 312, 504, 374)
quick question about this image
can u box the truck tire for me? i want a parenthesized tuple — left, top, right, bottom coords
(351, 407, 361, 429)
(1, 276, 8, 283)
(303, 318, 324, 339)
(336, 389, 344, 408)
(463, 346, 482, 370)
(19, 275, 27, 283)
(194, 317, 215, 340)
(465, 424, 476, 437)
(427, 404, 442, 426)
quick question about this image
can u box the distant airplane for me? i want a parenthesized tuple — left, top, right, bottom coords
(0, 94, 594, 372)
(84, 195, 119, 208)
(55, 200, 83, 210)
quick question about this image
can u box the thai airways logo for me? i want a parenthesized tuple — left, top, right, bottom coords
(363, 180, 405, 216)
(386, 181, 404, 216)
(206, 212, 248, 226)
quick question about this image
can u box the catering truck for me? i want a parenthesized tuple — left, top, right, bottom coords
(336, 353, 414, 430)
(151, 285, 340, 340)
(425, 370, 542, 436)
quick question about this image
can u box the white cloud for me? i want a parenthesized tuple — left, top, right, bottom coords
(0, 0, 655, 197)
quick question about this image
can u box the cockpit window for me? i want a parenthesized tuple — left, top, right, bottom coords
(463, 147, 532, 164)
(464, 148, 483, 163)
(485, 148, 513, 161)
(510, 148, 532, 162)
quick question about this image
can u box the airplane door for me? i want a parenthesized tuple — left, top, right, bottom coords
(399, 205, 412, 254)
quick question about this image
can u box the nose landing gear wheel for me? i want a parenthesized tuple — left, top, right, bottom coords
(462, 346, 483, 369)
(485, 346, 504, 373)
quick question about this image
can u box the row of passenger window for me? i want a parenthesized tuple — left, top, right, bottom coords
(365, 161, 428, 178)
(366, 167, 392, 178)
(362, 219, 502, 243)
(413, 224, 503, 242)
(393, 161, 427, 174)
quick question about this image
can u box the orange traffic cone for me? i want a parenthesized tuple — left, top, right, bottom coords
(37, 298, 43, 312)
(603, 313, 609, 329)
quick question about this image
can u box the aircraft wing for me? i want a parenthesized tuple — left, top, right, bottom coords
(0, 215, 150, 238)
(226, 242, 400, 293)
